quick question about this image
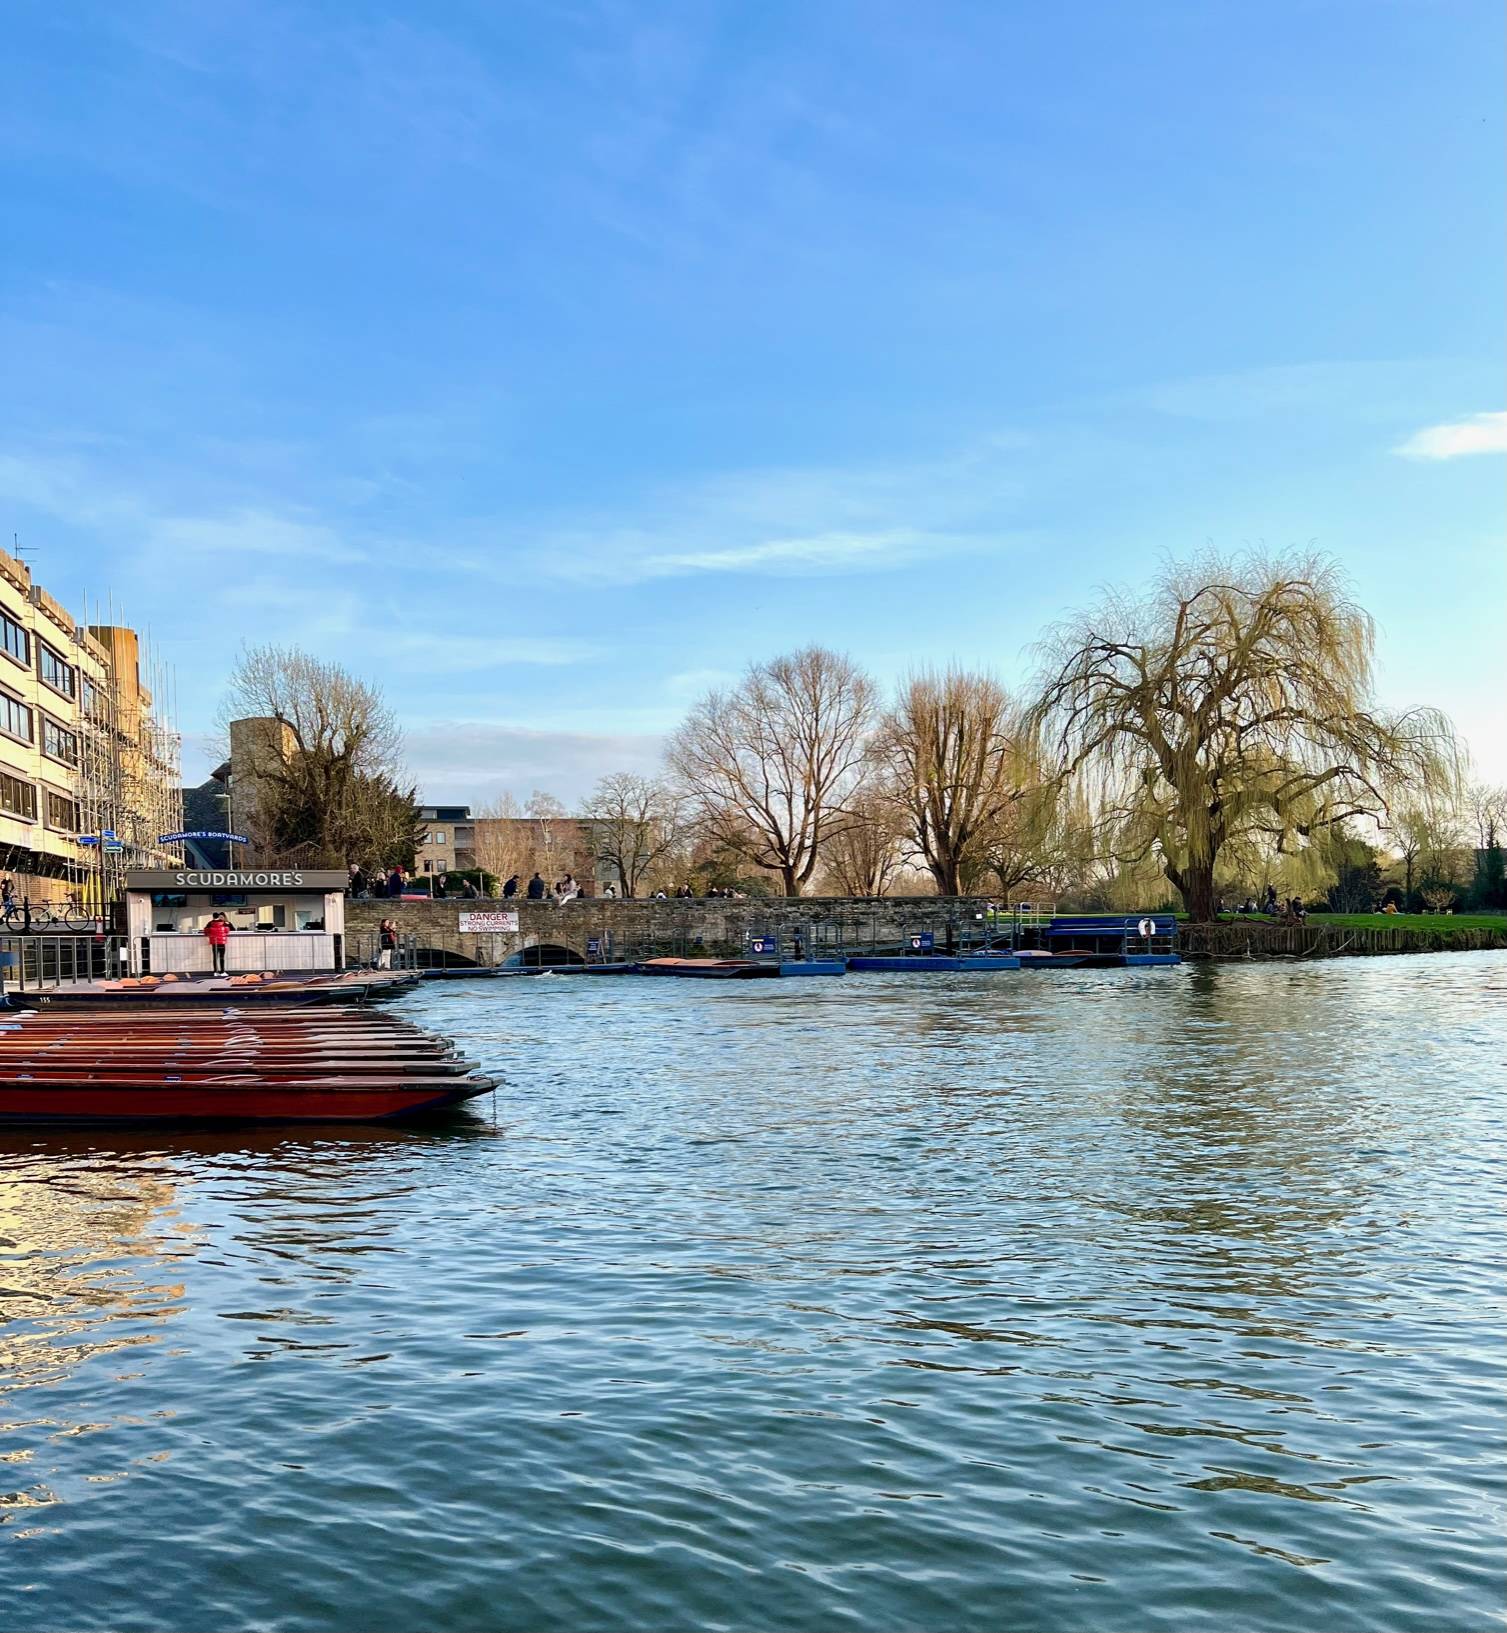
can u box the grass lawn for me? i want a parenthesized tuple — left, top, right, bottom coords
(986, 909, 1507, 934)
(1301, 912, 1507, 932)
(1215, 911, 1507, 932)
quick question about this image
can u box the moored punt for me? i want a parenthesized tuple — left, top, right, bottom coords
(0, 1003, 495, 1124)
(10, 969, 422, 1009)
(637, 958, 780, 979)
(776, 960, 846, 976)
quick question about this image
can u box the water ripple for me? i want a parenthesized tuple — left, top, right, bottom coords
(0, 953, 1504, 1631)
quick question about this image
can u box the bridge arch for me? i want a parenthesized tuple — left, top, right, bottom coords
(507, 942, 586, 968)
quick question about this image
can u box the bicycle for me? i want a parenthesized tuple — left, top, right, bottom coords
(1, 893, 98, 933)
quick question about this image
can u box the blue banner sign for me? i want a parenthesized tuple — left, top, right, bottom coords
(910, 932, 935, 951)
(749, 936, 779, 956)
(586, 937, 601, 955)
(157, 830, 250, 844)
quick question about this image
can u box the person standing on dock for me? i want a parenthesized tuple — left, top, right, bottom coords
(202, 911, 231, 975)
(377, 918, 398, 969)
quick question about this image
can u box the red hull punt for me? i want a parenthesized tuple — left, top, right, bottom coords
(0, 1076, 497, 1124)
(0, 1002, 495, 1124)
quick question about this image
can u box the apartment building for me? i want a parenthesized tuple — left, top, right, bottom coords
(0, 545, 182, 909)
(416, 805, 476, 877)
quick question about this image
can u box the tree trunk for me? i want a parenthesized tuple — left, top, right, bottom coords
(781, 865, 799, 896)
(1179, 861, 1217, 922)
(929, 857, 961, 896)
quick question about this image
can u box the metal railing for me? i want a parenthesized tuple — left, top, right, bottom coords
(0, 933, 131, 995)
(343, 931, 421, 970)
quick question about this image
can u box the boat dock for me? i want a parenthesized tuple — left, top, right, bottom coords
(555, 914, 1180, 978)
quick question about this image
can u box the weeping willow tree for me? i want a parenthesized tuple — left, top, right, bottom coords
(1027, 552, 1460, 921)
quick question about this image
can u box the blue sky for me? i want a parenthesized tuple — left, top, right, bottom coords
(4, 0, 1503, 802)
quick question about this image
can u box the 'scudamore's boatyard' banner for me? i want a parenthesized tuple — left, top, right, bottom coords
(124, 870, 350, 892)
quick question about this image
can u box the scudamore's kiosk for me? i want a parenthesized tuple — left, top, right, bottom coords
(124, 869, 347, 974)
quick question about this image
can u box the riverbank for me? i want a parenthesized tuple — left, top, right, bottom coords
(1183, 915, 1507, 960)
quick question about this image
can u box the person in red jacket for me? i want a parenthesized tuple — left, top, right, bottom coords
(202, 911, 231, 975)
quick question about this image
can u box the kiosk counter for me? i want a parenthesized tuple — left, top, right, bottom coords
(124, 869, 348, 974)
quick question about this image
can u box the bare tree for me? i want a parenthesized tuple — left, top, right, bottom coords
(581, 773, 683, 897)
(872, 669, 1030, 895)
(667, 646, 876, 896)
(1028, 552, 1461, 921)
(472, 793, 529, 889)
(818, 791, 906, 896)
(1465, 783, 1507, 851)
(525, 790, 572, 883)
(220, 645, 416, 869)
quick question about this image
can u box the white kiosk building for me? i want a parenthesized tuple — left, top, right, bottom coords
(124, 869, 348, 974)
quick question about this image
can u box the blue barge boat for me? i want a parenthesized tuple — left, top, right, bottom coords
(845, 953, 1022, 973)
(1014, 915, 1180, 968)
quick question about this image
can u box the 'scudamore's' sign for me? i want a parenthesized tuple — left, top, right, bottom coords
(124, 870, 349, 892)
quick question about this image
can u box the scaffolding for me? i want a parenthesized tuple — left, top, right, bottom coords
(69, 596, 183, 924)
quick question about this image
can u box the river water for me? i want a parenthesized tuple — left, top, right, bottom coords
(2, 954, 1504, 1632)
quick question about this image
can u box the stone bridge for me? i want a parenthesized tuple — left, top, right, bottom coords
(345, 895, 1016, 966)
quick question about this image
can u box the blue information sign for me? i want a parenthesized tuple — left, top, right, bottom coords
(750, 936, 779, 956)
(910, 932, 934, 952)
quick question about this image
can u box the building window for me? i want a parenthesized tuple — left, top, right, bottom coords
(0, 771, 36, 820)
(430, 830, 446, 846)
(45, 790, 79, 832)
(39, 643, 76, 698)
(81, 675, 100, 715)
(42, 718, 80, 766)
(0, 610, 28, 666)
(0, 691, 33, 745)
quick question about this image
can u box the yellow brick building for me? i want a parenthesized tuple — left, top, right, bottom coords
(0, 545, 182, 916)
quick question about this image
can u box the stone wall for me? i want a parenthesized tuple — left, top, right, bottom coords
(344, 895, 1007, 965)
(344, 897, 1507, 966)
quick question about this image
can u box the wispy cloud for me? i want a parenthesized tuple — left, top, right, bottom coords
(150, 507, 364, 564)
(1394, 412, 1507, 461)
(0, 447, 375, 566)
(385, 632, 603, 672)
(481, 441, 1030, 586)
(403, 720, 665, 805)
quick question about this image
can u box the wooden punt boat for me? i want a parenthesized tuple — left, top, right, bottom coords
(637, 958, 780, 980)
(0, 1075, 497, 1124)
(0, 1004, 495, 1124)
